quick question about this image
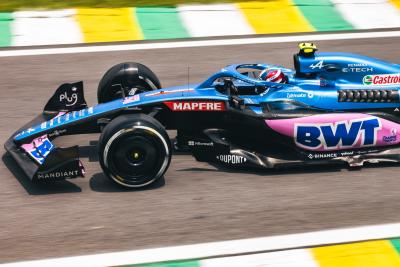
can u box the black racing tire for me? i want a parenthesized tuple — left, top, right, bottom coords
(98, 114, 171, 188)
(97, 62, 161, 103)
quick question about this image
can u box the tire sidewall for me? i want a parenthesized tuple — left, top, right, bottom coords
(99, 114, 171, 188)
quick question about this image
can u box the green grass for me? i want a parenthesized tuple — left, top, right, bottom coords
(0, 0, 251, 12)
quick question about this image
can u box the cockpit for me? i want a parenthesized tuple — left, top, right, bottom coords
(198, 63, 293, 97)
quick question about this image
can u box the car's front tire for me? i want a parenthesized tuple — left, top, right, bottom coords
(97, 62, 161, 103)
(98, 114, 171, 188)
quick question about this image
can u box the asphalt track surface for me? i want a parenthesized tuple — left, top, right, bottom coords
(2, 36, 400, 263)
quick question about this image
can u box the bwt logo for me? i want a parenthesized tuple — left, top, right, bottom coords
(295, 118, 381, 150)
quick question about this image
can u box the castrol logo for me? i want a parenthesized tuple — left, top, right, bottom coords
(363, 74, 400, 85)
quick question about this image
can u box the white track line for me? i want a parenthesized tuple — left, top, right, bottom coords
(178, 4, 254, 37)
(1, 30, 400, 57)
(2, 223, 400, 267)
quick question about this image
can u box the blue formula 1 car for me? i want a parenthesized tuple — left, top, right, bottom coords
(5, 43, 400, 188)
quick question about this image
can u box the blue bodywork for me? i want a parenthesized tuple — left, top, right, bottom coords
(14, 51, 400, 142)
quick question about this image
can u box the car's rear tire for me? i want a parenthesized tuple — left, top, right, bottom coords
(97, 62, 161, 103)
(98, 114, 171, 188)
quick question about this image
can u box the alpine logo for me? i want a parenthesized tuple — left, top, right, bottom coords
(309, 60, 324, 69)
(164, 101, 226, 112)
(295, 118, 381, 150)
(363, 74, 400, 85)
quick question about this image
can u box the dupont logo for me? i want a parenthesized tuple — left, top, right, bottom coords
(164, 101, 226, 111)
(363, 74, 400, 85)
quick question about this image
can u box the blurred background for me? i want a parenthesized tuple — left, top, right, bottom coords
(0, 0, 400, 47)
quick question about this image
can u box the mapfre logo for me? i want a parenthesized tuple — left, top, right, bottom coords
(164, 101, 226, 111)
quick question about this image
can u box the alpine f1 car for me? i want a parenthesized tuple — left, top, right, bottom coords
(5, 43, 400, 188)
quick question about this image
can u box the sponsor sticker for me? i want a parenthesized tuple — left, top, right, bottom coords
(216, 154, 247, 164)
(340, 151, 354, 156)
(343, 67, 373, 73)
(308, 151, 355, 160)
(348, 63, 368, 67)
(383, 135, 397, 143)
(37, 170, 79, 180)
(15, 108, 94, 141)
(188, 141, 214, 147)
(122, 94, 140, 104)
(363, 74, 400, 85)
(286, 92, 314, 99)
(145, 88, 194, 97)
(295, 118, 381, 151)
(21, 135, 54, 164)
(59, 87, 78, 107)
(164, 101, 226, 112)
(287, 93, 306, 98)
(308, 153, 337, 159)
(383, 128, 397, 143)
(40, 108, 93, 130)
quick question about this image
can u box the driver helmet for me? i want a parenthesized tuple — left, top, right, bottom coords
(259, 69, 286, 83)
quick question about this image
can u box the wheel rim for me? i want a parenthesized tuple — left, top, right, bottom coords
(103, 126, 170, 187)
(113, 135, 159, 177)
